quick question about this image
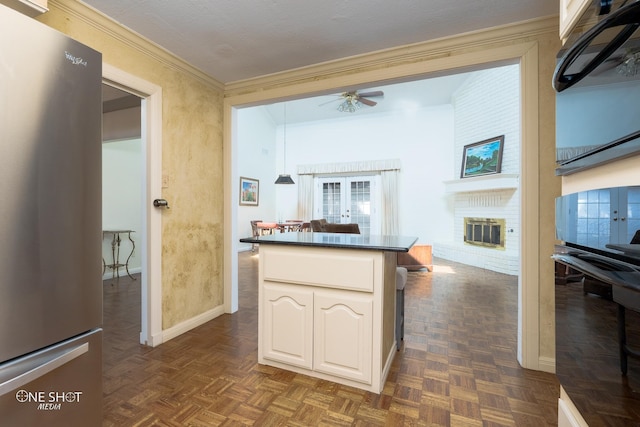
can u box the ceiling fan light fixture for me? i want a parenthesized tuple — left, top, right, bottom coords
(337, 98, 360, 113)
(617, 51, 640, 76)
(334, 90, 382, 113)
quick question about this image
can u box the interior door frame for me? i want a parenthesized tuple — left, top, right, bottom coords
(103, 63, 164, 347)
(225, 38, 547, 371)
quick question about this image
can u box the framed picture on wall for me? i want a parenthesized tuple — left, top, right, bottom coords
(460, 135, 504, 178)
(239, 177, 259, 206)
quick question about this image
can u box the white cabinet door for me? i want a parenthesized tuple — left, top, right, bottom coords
(0, 0, 48, 16)
(263, 284, 313, 369)
(559, 0, 590, 41)
(313, 291, 373, 384)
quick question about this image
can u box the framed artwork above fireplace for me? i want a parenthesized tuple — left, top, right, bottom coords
(460, 135, 504, 178)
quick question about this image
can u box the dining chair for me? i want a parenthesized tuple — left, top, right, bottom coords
(299, 222, 311, 232)
(250, 220, 262, 252)
(285, 220, 304, 232)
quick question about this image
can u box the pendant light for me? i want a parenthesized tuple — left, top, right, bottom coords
(275, 102, 295, 184)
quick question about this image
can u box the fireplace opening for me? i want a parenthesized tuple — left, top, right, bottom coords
(464, 217, 506, 249)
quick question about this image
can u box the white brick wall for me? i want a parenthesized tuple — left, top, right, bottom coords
(433, 64, 520, 275)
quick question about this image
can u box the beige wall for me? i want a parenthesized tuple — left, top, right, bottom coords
(562, 156, 640, 194)
(39, 0, 225, 329)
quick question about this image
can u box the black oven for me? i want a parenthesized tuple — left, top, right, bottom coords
(554, 186, 640, 425)
(554, 3, 640, 424)
(554, 0, 640, 175)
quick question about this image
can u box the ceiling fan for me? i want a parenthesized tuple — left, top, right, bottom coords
(592, 48, 640, 77)
(611, 48, 640, 76)
(322, 90, 384, 113)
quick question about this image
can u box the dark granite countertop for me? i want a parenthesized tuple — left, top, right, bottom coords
(240, 232, 417, 252)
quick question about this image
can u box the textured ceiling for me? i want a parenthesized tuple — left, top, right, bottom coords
(83, 0, 557, 84)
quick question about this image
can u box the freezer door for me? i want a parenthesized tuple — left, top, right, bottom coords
(0, 329, 102, 427)
(0, 4, 103, 362)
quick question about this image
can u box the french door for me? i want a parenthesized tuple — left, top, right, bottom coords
(314, 176, 379, 235)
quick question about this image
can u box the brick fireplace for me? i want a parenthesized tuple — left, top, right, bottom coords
(433, 64, 520, 275)
(435, 186, 519, 275)
(464, 217, 506, 249)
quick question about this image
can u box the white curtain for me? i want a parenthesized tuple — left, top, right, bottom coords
(298, 159, 400, 233)
(298, 159, 400, 175)
(380, 169, 399, 235)
(297, 174, 314, 220)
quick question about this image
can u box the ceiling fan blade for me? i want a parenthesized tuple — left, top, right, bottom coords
(357, 90, 384, 98)
(318, 96, 340, 106)
(359, 98, 377, 107)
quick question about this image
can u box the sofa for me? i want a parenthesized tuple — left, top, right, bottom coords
(310, 219, 360, 234)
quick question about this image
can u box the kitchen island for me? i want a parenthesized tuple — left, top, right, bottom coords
(239, 232, 417, 393)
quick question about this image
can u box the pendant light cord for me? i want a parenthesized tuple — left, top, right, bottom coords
(274, 102, 295, 184)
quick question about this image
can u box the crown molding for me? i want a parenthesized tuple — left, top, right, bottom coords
(225, 15, 558, 96)
(48, 0, 224, 91)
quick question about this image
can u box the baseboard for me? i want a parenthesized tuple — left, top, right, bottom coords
(381, 344, 396, 393)
(141, 330, 164, 347)
(102, 266, 142, 281)
(433, 242, 519, 275)
(538, 355, 555, 373)
(161, 305, 226, 343)
(558, 387, 588, 427)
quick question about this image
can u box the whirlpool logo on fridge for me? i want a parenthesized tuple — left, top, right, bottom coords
(64, 51, 88, 67)
(15, 389, 83, 411)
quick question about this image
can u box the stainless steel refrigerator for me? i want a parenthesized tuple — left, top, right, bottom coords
(0, 4, 103, 426)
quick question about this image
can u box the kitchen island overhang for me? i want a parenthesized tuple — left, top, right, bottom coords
(240, 232, 417, 394)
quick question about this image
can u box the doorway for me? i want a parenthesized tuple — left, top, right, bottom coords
(101, 84, 143, 363)
(227, 40, 545, 371)
(314, 175, 380, 234)
(103, 63, 164, 348)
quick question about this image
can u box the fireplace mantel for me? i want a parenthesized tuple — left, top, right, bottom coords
(443, 174, 519, 193)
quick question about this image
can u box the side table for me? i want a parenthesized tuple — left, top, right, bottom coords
(102, 230, 136, 282)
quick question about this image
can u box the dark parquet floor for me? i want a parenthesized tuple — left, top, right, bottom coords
(102, 252, 559, 426)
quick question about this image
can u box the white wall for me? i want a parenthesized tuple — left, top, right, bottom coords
(102, 138, 143, 278)
(272, 105, 455, 244)
(236, 107, 278, 244)
(237, 104, 455, 251)
(236, 64, 522, 272)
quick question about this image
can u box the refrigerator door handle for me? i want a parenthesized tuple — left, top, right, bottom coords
(0, 343, 89, 397)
